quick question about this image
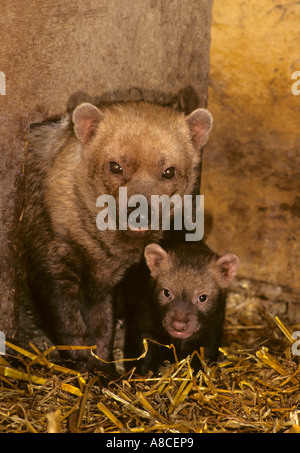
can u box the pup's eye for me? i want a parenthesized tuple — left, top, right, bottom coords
(109, 161, 123, 174)
(162, 167, 176, 179)
(198, 294, 207, 303)
(163, 289, 172, 298)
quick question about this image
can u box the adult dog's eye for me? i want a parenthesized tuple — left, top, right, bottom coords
(109, 161, 123, 174)
(163, 289, 172, 299)
(162, 167, 176, 179)
(198, 294, 207, 303)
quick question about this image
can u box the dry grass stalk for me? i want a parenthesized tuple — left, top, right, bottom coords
(1, 285, 300, 433)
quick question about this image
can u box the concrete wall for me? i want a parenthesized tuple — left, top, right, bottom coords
(0, 0, 213, 338)
(203, 0, 300, 313)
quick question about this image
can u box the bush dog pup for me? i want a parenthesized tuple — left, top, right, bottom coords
(123, 240, 239, 374)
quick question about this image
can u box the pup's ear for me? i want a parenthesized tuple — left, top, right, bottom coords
(215, 253, 240, 288)
(144, 243, 169, 278)
(186, 108, 213, 149)
(72, 103, 103, 144)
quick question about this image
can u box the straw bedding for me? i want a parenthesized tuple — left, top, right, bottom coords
(1, 278, 299, 433)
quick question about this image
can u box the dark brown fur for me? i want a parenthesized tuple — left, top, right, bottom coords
(123, 240, 239, 375)
(22, 101, 212, 372)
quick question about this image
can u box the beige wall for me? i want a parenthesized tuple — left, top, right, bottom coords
(203, 0, 300, 291)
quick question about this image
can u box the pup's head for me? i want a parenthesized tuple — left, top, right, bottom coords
(144, 243, 239, 340)
(72, 102, 212, 244)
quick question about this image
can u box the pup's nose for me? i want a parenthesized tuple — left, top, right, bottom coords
(171, 319, 188, 332)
